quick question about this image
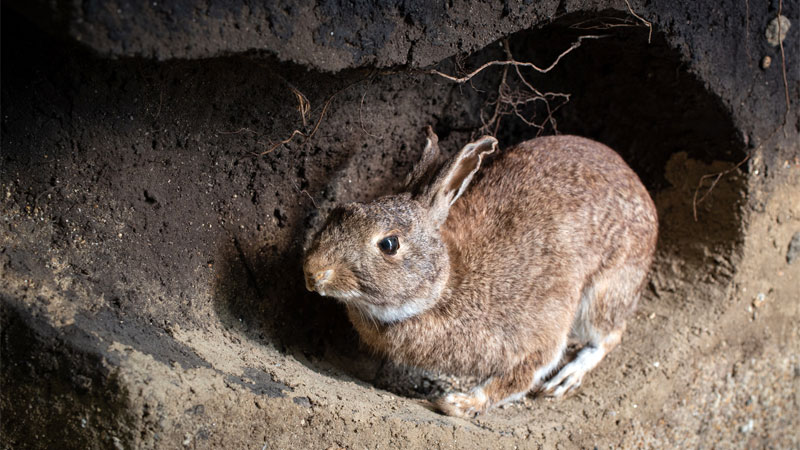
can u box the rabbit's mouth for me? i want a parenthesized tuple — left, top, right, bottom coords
(318, 288, 362, 300)
(304, 267, 363, 301)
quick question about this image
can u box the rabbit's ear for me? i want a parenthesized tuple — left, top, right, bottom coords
(424, 135, 497, 226)
(404, 126, 441, 193)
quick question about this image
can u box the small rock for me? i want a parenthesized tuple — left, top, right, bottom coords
(292, 396, 312, 408)
(740, 419, 754, 433)
(765, 15, 791, 46)
(786, 232, 800, 264)
(761, 55, 772, 69)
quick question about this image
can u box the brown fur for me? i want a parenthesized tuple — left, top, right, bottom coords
(303, 130, 658, 417)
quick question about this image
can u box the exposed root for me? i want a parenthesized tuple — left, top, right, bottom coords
(477, 40, 572, 136)
(262, 129, 309, 155)
(258, 87, 337, 156)
(692, 153, 750, 222)
(429, 35, 606, 83)
(431, 36, 600, 137)
(622, 0, 653, 43)
(291, 179, 318, 209)
(569, 15, 645, 32)
(218, 91, 335, 156)
(217, 127, 277, 152)
(289, 86, 311, 128)
(217, 71, 360, 157)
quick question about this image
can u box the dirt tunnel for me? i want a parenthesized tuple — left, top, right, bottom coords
(1, 1, 797, 448)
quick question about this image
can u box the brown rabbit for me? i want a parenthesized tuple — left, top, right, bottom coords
(303, 127, 658, 418)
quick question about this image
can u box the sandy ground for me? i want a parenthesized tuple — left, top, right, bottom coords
(87, 154, 797, 449)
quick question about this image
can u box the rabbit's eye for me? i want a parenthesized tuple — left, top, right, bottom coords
(377, 235, 399, 255)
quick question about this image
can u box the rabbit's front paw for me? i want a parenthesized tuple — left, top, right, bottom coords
(435, 388, 488, 418)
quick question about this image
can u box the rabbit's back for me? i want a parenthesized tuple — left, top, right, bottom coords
(443, 135, 657, 291)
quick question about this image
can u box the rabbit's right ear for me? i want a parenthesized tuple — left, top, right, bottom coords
(417, 134, 498, 226)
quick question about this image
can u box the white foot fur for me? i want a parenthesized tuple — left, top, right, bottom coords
(540, 346, 602, 397)
(541, 330, 622, 397)
(435, 387, 488, 418)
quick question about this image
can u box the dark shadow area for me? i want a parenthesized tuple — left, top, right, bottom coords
(434, 12, 746, 190)
(1, 4, 370, 384)
(0, 301, 136, 449)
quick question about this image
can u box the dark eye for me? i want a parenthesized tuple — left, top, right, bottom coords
(377, 235, 399, 255)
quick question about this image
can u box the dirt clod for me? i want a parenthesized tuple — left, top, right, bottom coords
(787, 232, 800, 264)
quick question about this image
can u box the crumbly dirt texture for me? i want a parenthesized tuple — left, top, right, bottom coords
(1, 1, 798, 449)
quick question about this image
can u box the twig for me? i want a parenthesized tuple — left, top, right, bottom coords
(478, 60, 510, 136)
(622, 0, 653, 43)
(291, 179, 318, 208)
(692, 154, 750, 221)
(261, 130, 306, 155)
(474, 39, 572, 136)
(259, 89, 337, 156)
(307, 96, 334, 141)
(429, 35, 607, 83)
(570, 16, 641, 31)
(289, 86, 311, 128)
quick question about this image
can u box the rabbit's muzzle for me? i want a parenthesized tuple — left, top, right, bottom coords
(304, 268, 332, 292)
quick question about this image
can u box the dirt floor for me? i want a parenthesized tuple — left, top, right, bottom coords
(1, 1, 799, 449)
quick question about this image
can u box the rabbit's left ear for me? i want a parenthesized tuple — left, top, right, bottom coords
(405, 126, 442, 194)
(422, 135, 497, 226)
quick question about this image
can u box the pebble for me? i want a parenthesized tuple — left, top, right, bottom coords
(765, 15, 791, 46)
(753, 292, 767, 308)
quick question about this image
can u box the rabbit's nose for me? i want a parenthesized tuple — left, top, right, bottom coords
(306, 269, 333, 292)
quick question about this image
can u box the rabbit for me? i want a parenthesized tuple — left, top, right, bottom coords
(303, 126, 658, 418)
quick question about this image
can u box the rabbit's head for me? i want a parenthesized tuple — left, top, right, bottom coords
(303, 128, 497, 323)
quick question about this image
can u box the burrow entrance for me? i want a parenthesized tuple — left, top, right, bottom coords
(214, 13, 749, 397)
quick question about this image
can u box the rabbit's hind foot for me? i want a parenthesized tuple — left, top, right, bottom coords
(540, 328, 623, 398)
